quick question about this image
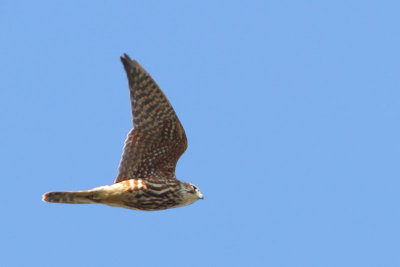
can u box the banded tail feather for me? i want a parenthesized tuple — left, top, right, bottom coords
(42, 191, 100, 204)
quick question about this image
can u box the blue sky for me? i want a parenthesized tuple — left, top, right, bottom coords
(1, 1, 399, 266)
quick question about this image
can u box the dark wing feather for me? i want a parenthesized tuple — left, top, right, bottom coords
(115, 54, 187, 183)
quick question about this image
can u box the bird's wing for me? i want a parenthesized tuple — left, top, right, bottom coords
(115, 54, 188, 183)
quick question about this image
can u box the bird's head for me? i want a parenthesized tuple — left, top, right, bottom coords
(179, 182, 204, 207)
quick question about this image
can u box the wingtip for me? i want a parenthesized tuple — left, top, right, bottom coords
(120, 53, 144, 74)
(120, 53, 130, 63)
(121, 53, 139, 66)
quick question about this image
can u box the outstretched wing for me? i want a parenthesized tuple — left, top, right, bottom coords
(115, 54, 188, 183)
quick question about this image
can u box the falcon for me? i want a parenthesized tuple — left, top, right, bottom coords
(42, 54, 203, 211)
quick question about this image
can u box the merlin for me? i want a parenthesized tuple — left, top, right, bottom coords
(42, 54, 203, 211)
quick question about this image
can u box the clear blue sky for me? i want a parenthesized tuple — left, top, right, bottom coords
(1, 1, 399, 266)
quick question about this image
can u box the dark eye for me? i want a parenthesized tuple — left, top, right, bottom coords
(192, 185, 197, 191)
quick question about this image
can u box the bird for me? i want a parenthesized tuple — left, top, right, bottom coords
(42, 54, 203, 211)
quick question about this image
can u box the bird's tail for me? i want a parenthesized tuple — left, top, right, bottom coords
(42, 190, 98, 204)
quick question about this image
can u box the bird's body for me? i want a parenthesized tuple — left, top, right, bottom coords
(42, 54, 203, 211)
(43, 178, 200, 211)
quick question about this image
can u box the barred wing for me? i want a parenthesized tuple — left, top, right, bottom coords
(115, 54, 187, 183)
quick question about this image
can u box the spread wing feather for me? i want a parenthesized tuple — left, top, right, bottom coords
(115, 54, 187, 183)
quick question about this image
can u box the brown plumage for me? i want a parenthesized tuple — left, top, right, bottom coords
(42, 54, 203, 211)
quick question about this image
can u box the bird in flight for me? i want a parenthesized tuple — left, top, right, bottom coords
(42, 54, 203, 211)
